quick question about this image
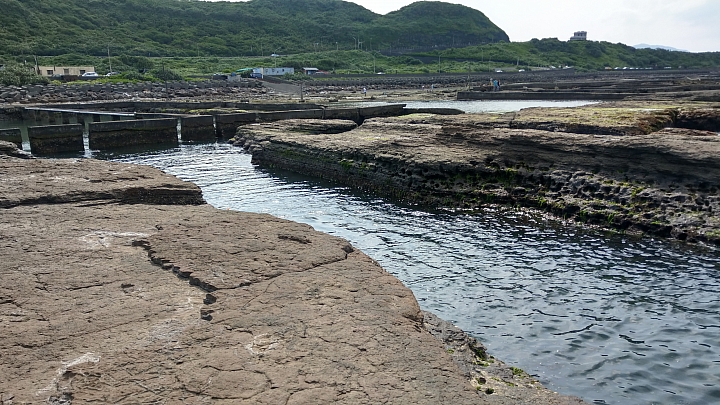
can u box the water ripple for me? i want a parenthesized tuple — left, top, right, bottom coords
(114, 143, 720, 405)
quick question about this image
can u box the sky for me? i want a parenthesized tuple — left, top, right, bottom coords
(208, 0, 720, 52)
(350, 0, 720, 53)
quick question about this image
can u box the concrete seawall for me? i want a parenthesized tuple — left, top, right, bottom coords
(27, 124, 84, 155)
(14, 103, 449, 155)
(180, 115, 216, 143)
(256, 109, 324, 122)
(215, 113, 258, 138)
(89, 118, 178, 150)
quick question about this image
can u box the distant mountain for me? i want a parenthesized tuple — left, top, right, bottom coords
(633, 44, 688, 52)
(371, 2, 509, 49)
(0, 0, 508, 57)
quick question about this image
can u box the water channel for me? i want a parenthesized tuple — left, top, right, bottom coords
(43, 99, 718, 404)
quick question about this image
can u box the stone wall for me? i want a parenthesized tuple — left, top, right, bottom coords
(180, 115, 216, 143)
(89, 118, 178, 150)
(27, 124, 84, 155)
(0, 79, 262, 105)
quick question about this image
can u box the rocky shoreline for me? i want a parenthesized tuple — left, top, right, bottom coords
(0, 79, 262, 105)
(232, 101, 720, 245)
(0, 143, 585, 404)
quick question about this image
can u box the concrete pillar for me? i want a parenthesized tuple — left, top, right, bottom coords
(214, 113, 257, 139)
(180, 116, 216, 143)
(27, 124, 84, 156)
(88, 118, 179, 151)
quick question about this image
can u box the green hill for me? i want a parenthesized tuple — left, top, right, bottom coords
(2, 0, 716, 77)
(1, 0, 508, 57)
(419, 38, 720, 71)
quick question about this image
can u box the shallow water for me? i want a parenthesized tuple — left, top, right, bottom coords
(348, 99, 598, 113)
(113, 143, 720, 405)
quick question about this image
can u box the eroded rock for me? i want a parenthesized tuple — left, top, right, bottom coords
(0, 156, 586, 403)
(233, 106, 720, 245)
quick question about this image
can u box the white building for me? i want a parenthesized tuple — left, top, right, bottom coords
(262, 67, 294, 76)
(37, 66, 95, 77)
(570, 31, 587, 41)
(250, 67, 294, 78)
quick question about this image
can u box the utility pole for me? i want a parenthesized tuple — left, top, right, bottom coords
(107, 45, 112, 72)
(467, 63, 471, 90)
(162, 58, 168, 100)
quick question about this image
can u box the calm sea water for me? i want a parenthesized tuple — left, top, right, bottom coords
(111, 142, 720, 405)
(352, 99, 598, 113)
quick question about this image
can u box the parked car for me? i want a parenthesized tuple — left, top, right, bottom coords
(81, 72, 99, 77)
(105, 72, 119, 77)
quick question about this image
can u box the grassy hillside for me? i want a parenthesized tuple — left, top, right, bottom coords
(416, 38, 720, 71)
(2, 0, 716, 81)
(1, 0, 507, 57)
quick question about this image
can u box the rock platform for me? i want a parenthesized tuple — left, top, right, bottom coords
(233, 101, 720, 245)
(0, 144, 585, 404)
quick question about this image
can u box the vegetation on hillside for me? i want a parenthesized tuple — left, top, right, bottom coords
(0, 0, 717, 85)
(1, 0, 507, 58)
(420, 38, 720, 71)
(0, 63, 49, 86)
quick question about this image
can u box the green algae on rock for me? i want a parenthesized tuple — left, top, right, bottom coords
(232, 102, 720, 245)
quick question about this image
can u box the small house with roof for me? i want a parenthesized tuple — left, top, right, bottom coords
(37, 66, 95, 77)
(570, 31, 587, 41)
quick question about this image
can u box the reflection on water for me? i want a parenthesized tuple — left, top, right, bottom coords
(349, 99, 598, 113)
(113, 143, 720, 405)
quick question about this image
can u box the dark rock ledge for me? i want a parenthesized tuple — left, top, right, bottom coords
(232, 102, 720, 245)
(0, 145, 584, 404)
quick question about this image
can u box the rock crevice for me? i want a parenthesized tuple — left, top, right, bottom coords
(0, 149, 587, 404)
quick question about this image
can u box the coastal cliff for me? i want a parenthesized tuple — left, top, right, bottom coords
(233, 102, 720, 244)
(0, 142, 585, 404)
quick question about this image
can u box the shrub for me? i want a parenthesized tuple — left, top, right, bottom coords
(0, 63, 49, 86)
(150, 68, 183, 81)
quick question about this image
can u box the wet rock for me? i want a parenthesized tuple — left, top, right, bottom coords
(233, 105, 720, 245)
(0, 140, 31, 159)
(2, 156, 578, 404)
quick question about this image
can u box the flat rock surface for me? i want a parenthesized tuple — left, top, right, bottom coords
(0, 153, 586, 404)
(235, 108, 720, 243)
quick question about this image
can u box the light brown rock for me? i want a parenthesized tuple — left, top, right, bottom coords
(0, 156, 477, 404)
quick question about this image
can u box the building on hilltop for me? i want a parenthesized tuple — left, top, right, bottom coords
(570, 31, 587, 41)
